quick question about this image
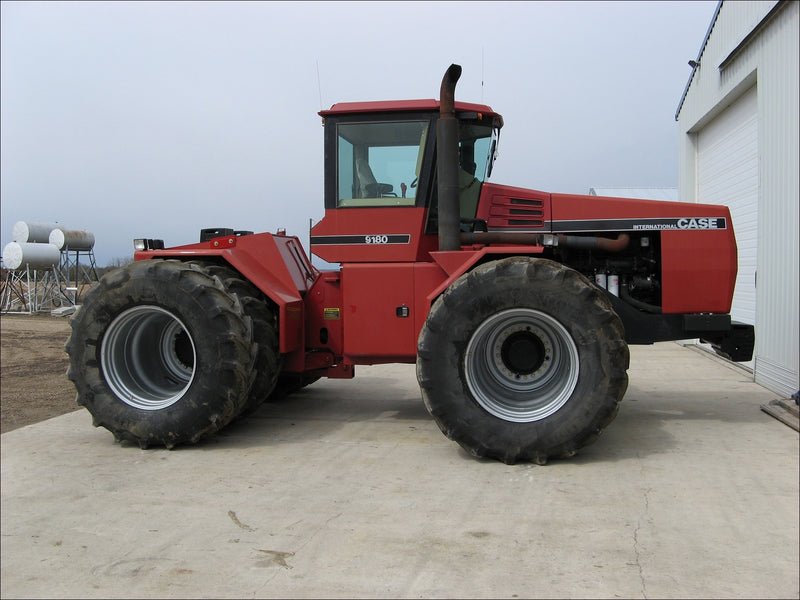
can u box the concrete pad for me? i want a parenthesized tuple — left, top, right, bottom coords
(1, 343, 798, 599)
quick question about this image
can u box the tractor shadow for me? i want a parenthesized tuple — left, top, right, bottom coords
(196, 376, 774, 464)
(561, 381, 774, 465)
(208, 374, 432, 449)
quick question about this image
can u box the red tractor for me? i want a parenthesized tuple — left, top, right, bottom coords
(67, 65, 753, 464)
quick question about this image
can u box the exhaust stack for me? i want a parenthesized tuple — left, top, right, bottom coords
(437, 64, 462, 252)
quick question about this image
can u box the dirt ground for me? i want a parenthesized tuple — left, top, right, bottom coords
(0, 313, 78, 434)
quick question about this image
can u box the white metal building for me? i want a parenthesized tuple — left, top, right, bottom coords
(676, 0, 799, 397)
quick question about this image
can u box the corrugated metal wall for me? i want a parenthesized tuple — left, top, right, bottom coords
(678, 1, 799, 397)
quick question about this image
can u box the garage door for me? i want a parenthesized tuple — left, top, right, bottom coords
(697, 86, 758, 328)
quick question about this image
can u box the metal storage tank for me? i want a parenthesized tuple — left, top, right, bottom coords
(2, 242, 61, 270)
(676, 0, 799, 397)
(48, 228, 95, 251)
(11, 221, 59, 244)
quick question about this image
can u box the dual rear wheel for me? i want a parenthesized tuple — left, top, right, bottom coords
(67, 260, 279, 448)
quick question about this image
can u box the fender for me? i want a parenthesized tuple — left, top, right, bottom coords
(425, 245, 545, 306)
(136, 232, 317, 353)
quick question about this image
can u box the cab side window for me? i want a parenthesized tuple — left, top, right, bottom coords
(337, 121, 429, 207)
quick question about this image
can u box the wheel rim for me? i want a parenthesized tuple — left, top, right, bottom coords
(464, 308, 579, 422)
(101, 306, 196, 410)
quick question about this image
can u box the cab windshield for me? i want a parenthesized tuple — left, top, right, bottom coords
(458, 122, 497, 219)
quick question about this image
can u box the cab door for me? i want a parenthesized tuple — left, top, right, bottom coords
(311, 115, 437, 264)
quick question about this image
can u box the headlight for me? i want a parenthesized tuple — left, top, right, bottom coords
(133, 239, 165, 251)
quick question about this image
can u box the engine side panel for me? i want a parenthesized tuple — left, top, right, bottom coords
(550, 193, 737, 314)
(661, 228, 736, 313)
(475, 183, 551, 232)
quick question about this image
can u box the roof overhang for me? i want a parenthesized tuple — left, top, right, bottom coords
(320, 99, 501, 126)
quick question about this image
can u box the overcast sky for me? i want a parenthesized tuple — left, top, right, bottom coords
(1, 0, 717, 265)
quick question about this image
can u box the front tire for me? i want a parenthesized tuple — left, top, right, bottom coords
(66, 260, 256, 448)
(417, 257, 628, 464)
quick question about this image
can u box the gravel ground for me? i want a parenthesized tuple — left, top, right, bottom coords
(0, 313, 78, 433)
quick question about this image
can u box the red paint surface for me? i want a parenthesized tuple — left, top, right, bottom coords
(551, 194, 737, 313)
(137, 232, 313, 354)
(319, 99, 499, 120)
(310, 207, 436, 263)
(476, 183, 550, 230)
(137, 185, 740, 370)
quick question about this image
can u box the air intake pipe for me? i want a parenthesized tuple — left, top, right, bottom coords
(437, 64, 462, 252)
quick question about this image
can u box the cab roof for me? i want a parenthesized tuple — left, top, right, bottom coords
(319, 99, 501, 124)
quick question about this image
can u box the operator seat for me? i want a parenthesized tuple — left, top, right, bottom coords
(356, 158, 378, 198)
(355, 158, 396, 198)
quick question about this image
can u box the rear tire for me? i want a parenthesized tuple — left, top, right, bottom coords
(187, 262, 280, 416)
(66, 260, 256, 448)
(417, 257, 628, 464)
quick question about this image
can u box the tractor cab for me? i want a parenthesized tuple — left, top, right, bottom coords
(310, 100, 502, 264)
